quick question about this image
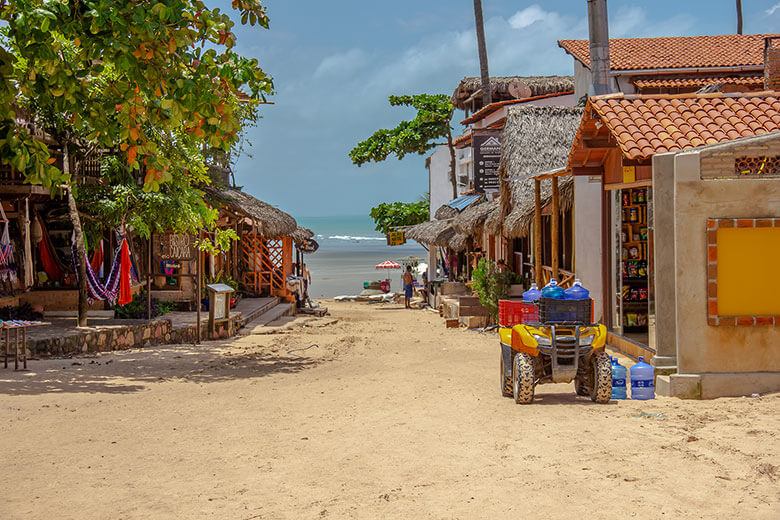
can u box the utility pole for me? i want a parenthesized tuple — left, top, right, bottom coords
(587, 0, 612, 96)
(473, 0, 491, 108)
(736, 0, 743, 34)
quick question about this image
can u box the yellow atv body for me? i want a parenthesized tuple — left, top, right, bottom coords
(499, 320, 612, 404)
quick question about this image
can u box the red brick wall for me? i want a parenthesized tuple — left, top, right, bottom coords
(765, 37, 780, 91)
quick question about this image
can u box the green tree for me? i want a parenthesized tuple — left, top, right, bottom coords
(0, 1, 272, 325)
(349, 94, 458, 199)
(369, 193, 429, 235)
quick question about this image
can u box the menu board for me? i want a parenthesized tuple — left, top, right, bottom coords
(154, 233, 195, 261)
(473, 132, 501, 193)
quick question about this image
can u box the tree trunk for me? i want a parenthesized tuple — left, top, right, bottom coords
(64, 148, 89, 327)
(473, 0, 491, 108)
(736, 0, 743, 34)
(446, 129, 457, 199)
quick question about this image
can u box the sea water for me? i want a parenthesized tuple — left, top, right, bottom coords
(295, 215, 428, 298)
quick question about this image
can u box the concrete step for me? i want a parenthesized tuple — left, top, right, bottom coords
(239, 302, 295, 335)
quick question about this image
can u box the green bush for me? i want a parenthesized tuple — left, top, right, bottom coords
(113, 291, 176, 320)
(471, 258, 513, 323)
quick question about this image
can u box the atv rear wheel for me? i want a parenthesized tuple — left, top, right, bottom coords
(574, 376, 589, 396)
(590, 351, 613, 403)
(513, 353, 535, 404)
(500, 351, 513, 397)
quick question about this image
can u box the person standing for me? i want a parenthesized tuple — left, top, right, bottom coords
(402, 265, 414, 309)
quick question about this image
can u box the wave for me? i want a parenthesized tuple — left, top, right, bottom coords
(328, 235, 386, 241)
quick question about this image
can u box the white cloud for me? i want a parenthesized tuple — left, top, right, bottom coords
(767, 2, 780, 15)
(314, 48, 368, 79)
(508, 5, 558, 29)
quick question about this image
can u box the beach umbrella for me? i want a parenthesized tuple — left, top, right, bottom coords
(376, 260, 402, 269)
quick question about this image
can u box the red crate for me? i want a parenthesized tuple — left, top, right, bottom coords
(499, 300, 538, 327)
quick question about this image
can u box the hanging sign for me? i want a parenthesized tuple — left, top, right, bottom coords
(622, 166, 636, 183)
(473, 132, 502, 193)
(387, 230, 406, 246)
(154, 233, 195, 261)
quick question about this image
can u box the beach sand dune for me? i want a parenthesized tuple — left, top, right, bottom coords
(0, 301, 778, 519)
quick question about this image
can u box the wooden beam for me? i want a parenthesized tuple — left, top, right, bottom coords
(551, 177, 559, 282)
(572, 166, 604, 176)
(534, 179, 543, 289)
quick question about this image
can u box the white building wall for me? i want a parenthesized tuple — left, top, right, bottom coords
(428, 145, 452, 216)
(573, 175, 604, 323)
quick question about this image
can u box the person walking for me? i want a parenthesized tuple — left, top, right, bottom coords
(402, 265, 414, 309)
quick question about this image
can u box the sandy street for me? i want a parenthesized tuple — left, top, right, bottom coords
(0, 301, 778, 519)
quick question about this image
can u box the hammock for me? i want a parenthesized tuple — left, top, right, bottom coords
(0, 203, 17, 283)
(72, 236, 138, 306)
(37, 214, 68, 282)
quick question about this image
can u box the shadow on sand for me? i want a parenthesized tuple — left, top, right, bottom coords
(0, 340, 320, 396)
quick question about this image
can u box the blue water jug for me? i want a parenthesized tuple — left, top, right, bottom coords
(564, 279, 590, 300)
(541, 279, 565, 299)
(522, 283, 541, 302)
(630, 356, 655, 400)
(611, 357, 627, 400)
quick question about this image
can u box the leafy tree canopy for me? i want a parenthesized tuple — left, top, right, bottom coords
(349, 94, 453, 166)
(369, 193, 429, 235)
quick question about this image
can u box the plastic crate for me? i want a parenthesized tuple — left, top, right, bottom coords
(538, 297, 592, 324)
(498, 300, 538, 327)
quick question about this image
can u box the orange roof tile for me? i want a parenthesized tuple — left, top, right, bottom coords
(558, 34, 773, 71)
(633, 75, 764, 89)
(587, 92, 780, 160)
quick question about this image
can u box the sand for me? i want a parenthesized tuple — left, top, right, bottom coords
(0, 301, 778, 519)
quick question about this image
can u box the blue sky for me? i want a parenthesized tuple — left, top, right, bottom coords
(216, 0, 780, 217)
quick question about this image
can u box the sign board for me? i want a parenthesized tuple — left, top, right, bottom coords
(387, 230, 406, 246)
(473, 133, 502, 193)
(154, 233, 195, 261)
(622, 166, 636, 184)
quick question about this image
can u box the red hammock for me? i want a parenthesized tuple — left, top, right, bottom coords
(37, 214, 67, 282)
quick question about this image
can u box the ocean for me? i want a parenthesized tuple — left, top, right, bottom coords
(295, 215, 428, 298)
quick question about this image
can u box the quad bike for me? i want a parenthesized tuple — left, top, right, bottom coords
(499, 297, 612, 404)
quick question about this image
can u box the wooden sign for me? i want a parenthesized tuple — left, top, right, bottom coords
(154, 233, 195, 261)
(387, 230, 406, 246)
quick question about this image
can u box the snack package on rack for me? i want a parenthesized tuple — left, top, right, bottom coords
(638, 313, 648, 326)
(638, 262, 647, 278)
(639, 288, 648, 300)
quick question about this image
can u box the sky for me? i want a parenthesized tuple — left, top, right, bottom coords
(214, 0, 780, 218)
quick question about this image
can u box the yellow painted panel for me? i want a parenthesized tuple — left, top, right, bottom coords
(622, 166, 636, 183)
(717, 227, 780, 316)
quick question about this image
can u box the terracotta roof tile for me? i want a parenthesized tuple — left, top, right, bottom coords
(558, 34, 773, 71)
(587, 92, 780, 160)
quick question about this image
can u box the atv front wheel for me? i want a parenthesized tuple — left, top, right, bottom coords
(513, 353, 535, 404)
(590, 351, 613, 404)
(500, 351, 513, 397)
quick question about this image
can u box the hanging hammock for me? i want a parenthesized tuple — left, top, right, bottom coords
(37, 213, 68, 282)
(0, 202, 17, 283)
(71, 235, 138, 306)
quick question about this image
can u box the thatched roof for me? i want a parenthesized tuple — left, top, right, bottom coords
(434, 193, 485, 220)
(292, 226, 314, 244)
(503, 174, 574, 238)
(484, 197, 504, 236)
(405, 219, 455, 247)
(207, 186, 297, 237)
(452, 197, 497, 236)
(448, 232, 469, 252)
(452, 76, 575, 111)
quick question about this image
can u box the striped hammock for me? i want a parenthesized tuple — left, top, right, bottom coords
(71, 237, 138, 304)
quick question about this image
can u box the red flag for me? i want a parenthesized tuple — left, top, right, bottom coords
(118, 239, 132, 306)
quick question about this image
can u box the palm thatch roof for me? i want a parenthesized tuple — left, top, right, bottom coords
(452, 197, 497, 236)
(492, 105, 583, 237)
(207, 186, 297, 237)
(452, 76, 575, 110)
(484, 197, 504, 236)
(292, 226, 314, 244)
(405, 219, 455, 247)
(448, 232, 469, 252)
(503, 174, 574, 238)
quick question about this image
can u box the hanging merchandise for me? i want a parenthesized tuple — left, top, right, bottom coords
(90, 240, 104, 278)
(37, 214, 68, 282)
(0, 201, 17, 284)
(71, 234, 138, 305)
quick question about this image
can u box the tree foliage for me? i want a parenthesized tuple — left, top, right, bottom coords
(369, 194, 429, 235)
(349, 94, 453, 166)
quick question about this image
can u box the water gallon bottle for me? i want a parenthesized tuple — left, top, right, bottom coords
(564, 279, 590, 300)
(630, 356, 655, 400)
(522, 283, 541, 302)
(541, 279, 565, 299)
(611, 357, 627, 400)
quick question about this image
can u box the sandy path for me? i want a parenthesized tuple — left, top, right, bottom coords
(0, 301, 778, 519)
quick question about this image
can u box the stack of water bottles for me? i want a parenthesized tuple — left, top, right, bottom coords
(611, 356, 655, 400)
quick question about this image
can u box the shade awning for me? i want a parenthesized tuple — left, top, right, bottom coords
(206, 186, 297, 237)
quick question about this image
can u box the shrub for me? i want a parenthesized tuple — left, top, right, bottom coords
(113, 291, 176, 320)
(471, 258, 513, 323)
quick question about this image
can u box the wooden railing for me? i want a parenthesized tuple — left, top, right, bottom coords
(539, 266, 576, 288)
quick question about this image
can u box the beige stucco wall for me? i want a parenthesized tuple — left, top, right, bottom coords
(672, 134, 780, 375)
(573, 175, 604, 322)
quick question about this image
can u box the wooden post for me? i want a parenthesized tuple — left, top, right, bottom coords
(551, 176, 560, 282)
(146, 235, 152, 320)
(196, 230, 202, 344)
(534, 179, 543, 288)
